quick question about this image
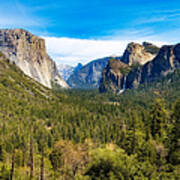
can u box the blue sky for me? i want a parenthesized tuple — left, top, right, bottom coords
(0, 0, 180, 65)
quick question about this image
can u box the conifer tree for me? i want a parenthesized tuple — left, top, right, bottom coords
(169, 99, 180, 164)
(150, 99, 168, 139)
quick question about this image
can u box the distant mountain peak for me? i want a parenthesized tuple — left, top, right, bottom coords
(121, 42, 159, 66)
(67, 56, 121, 89)
(74, 63, 83, 72)
(58, 64, 74, 81)
(99, 42, 180, 93)
(58, 63, 83, 81)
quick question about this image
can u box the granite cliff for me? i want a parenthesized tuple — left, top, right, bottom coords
(99, 42, 161, 93)
(121, 42, 159, 65)
(67, 57, 120, 89)
(126, 43, 180, 89)
(0, 29, 68, 88)
(99, 58, 130, 93)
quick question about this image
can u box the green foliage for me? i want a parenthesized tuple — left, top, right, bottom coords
(169, 98, 180, 165)
(85, 147, 138, 180)
(0, 165, 10, 180)
(150, 98, 169, 139)
(0, 54, 179, 179)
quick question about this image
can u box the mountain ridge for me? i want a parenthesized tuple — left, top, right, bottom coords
(67, 56, 121, 89)
(0, 29, 68, 89)
(0, 44, 180, 179)
(58, 63, 83, 81)
(99, 42, 180, 93)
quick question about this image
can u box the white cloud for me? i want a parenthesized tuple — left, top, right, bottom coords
(43, 36, 167, 66)
(137, 17, 166, 24)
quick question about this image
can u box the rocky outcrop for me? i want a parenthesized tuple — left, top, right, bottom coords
(126, 43, 180, 89)
(73, 63, 83, 72)
(99, 42, 159, 93)
(99, 58, 130, 93)
(0, 29, 68, 88)
(99, 42, 180, 93)
(121, 42, 159, 65)
(67, 57, 120, 89)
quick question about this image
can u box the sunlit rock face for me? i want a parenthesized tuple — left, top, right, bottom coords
(0, 29, 68, 88)
(121, 42, 159, 65)
(99, 42, 159, 93)
(99, 42, 180, 93)
(127, 43, 180, 88)
(99, 58, 130, 93)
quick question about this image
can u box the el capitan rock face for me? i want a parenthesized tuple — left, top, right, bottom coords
(0, 29, 68, 88)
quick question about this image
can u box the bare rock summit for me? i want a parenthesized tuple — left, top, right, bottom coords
(0, 29, 68, 88)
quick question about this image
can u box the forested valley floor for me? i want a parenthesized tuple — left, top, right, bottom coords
(0, 54, 180, 179)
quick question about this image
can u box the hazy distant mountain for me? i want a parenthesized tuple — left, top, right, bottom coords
(74, 63, 83, 72)
(67, 57, 121, 89)
(58, 64, 74, 81)
(58, 63, 83, 81)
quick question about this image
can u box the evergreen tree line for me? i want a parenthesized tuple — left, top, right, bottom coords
(0, 56, 180, 179)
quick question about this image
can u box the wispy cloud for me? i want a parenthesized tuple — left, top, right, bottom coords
(154, 9, 180, 14)
(104, 28, 156, 40)
(137, 17, 166, 24)
(136, 10, 180, 25)
(0, 17, 43, 28)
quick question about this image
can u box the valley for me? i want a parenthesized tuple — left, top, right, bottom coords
(0, 47, 180, 179)
(1, 0, 180, 179)
(0, 29, 179, 179)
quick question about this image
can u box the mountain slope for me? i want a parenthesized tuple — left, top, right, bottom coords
(67, 57, 120, 89)
(0, 51, 58, 101)
(0, 51, 180, 179)
(58, 64, 74, 81)
(0, 29, 68, 89)
(99, 42, 180, 93)
(99, 58, 130, 93)
(126, 43, 180, 89)
(58, 63, 83, 81)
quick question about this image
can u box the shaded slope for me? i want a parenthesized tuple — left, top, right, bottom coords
(67, 57, 120, 89)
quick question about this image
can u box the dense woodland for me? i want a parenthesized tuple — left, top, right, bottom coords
(0, 53, 180, 179)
